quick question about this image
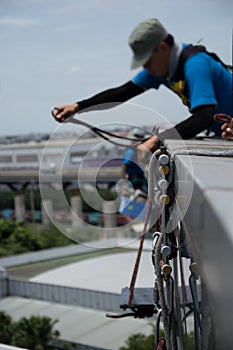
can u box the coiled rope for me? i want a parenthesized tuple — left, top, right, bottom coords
(149, 143, 233, 350)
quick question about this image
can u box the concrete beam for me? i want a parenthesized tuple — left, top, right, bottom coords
(166, 139, 233, 347)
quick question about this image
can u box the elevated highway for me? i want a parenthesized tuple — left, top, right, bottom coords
(0, 136, 123, 188)
(0, 166, 122, 186)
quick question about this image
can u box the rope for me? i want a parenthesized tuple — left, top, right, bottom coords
(155, 233, 172, 349)
(118, 142, 233, 347)
(127, 200, 152, 305)
(170, 148, 233, 158)
(147, 148, 175, 349)
(68, 117, 150, 147)
(54, 111, 155, 148)
(52, 109, 160, 308)
(152, 145, 233, 349)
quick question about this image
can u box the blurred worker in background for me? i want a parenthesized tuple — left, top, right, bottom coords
(121, 128, 148, 193)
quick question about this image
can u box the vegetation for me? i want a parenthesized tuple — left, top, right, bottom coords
(120, 332, 155, 350)
(0, 311, 60, 350)
(0, 219, 73, 257)
(0, 185, 127, 257)
(120, 329, 195, 350)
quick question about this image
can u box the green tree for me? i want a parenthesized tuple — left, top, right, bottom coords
(12, 315, 60, 350)
(0, 219, 16, 242)
(0, 219, 73, 257)
(8, 225, 41, 251)
(37, 225, 72, 249)
(120, 330, 195, 350)
(120, 333, 155, 350)
(0, 311, 14, 344)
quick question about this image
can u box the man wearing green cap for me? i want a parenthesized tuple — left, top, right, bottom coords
(52, 18, 232, 161)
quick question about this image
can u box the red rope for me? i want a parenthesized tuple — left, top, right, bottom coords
(128, 200, 152, 305)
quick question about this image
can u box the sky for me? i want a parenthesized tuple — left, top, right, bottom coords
(0, 0, 232, 136)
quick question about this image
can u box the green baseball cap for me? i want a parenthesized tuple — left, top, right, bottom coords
(129, 18, 168, 69)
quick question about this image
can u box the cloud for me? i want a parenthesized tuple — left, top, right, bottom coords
(0, 17, 41, 27)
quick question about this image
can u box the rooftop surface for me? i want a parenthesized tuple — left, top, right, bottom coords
(0, 296, 152, 350)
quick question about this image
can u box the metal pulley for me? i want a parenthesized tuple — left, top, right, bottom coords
(158, 154, 170, 165)
(161, 244, 171, 258)
(159, 165, 169, 175)
(160, 194, 170, 205)
(160, 260, 172, 275)
(158, 179, 169, 191)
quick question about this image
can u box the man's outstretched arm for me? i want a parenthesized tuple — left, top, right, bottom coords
(52, 81, 144, 123)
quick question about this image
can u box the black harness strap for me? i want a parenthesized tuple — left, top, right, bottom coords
(177, 44, 233, 81)
(170, 44, 232, 108)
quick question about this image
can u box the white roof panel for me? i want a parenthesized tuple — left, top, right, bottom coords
(0, 297, 152, 350)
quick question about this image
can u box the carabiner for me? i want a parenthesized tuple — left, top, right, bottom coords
(51, 107, 62, 117)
